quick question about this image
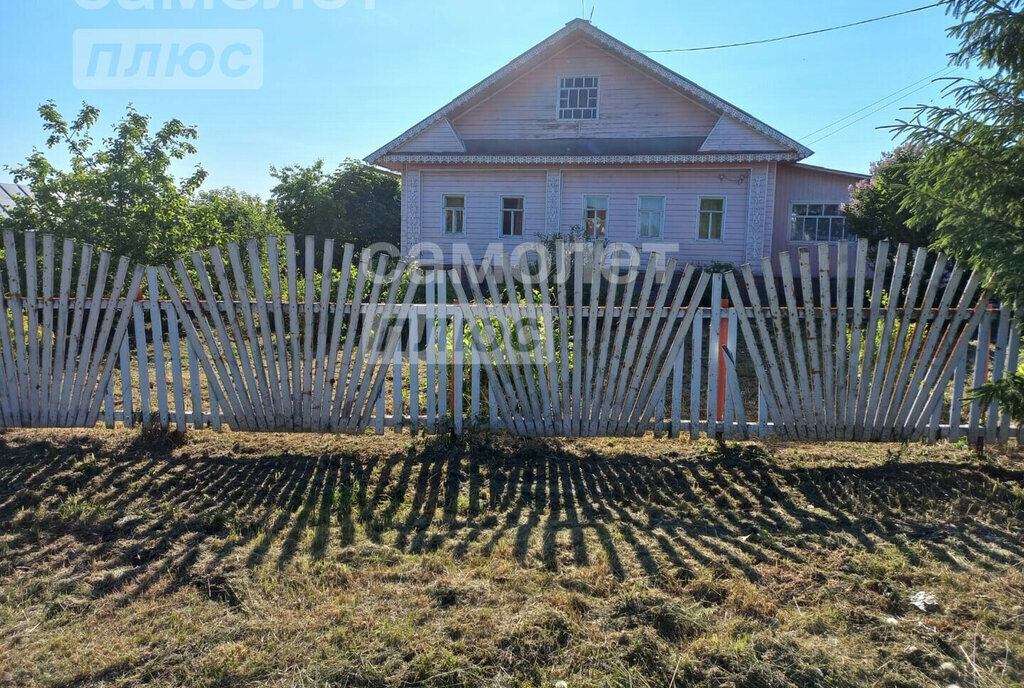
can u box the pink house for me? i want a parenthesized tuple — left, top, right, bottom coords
(365, 19, 865, 271)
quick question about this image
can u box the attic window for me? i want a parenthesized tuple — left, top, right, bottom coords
(558, 76, 599, 120)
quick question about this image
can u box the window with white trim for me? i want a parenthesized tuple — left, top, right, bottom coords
(789, 203, 849, 242)
(442, 195, 465, 234)
(558, 76, 599, 120)
(583, 195, 607, 238)
(637, 196, 665, 239)
(501, 196, 524, 236)
(697, 197, 725, 240)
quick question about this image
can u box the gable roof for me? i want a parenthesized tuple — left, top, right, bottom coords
(366, 19, 813, 166)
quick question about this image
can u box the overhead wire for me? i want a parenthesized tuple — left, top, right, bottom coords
(641, 2, 946, 53)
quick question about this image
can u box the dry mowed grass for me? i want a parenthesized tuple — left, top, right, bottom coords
(0, 428, 1022, 687)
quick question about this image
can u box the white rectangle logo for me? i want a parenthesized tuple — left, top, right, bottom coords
(73, 29, 264, 90)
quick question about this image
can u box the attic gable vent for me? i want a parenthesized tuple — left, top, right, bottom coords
(558, 76, 599, 120)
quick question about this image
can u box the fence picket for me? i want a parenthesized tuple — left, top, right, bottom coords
(40, 235, 54, 426)
(815, 244, 835, 437)
(844, 240, 870, 438)
(796, 248, 825, 438)
(987, 308, 1011, 444)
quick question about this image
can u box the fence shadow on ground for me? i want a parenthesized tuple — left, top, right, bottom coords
(1, 429, 1023, 606)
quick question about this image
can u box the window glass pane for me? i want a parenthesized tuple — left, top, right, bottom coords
(807, 204, 823, 216)
(793, 204, 807, 216)
(584, 195, 607, 211)
(814, 218, 830, 241)
(710, 213, 723, 239)
(831, 217, 846, 241)
(802, 217, 816, 242)
(640, 196, 664, 211)
(824, 204, 840, 216)
(502, 197, 523, 210)
(700, 197, 724, 212)
(444, 195, 464, 209)
(698, 213, 710, 239)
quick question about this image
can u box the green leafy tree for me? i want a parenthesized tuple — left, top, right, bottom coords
(892, 0, 1024, 419)
(270, 159, 400, 252)
(190, 187, 286, 248)
(844, 143, 939, 249)
(2, 102, 282, 266)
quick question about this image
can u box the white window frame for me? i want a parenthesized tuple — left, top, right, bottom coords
(556, 75, 600, 121)
(696, 196, 727, 242)
(441, 193, 466, 235)
(583, 193, 609, 239)
(788, 201, 851, 243)
(636, 195, 666, 240)
(499, 195, 526, 238)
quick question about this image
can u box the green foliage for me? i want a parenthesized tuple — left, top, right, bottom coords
(1, 102, 283, 266)
(190, 187, 286, 248)
(844, 144, 938, 250)
(891, 0, 1024, 300)
(968, 371, 1024, 422)
(270, 159, 400, 253)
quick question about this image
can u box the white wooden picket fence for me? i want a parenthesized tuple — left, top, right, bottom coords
(0, 230, 1020, 442)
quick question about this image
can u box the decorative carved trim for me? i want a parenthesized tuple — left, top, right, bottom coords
(745, 164, 769, 263)
(401, 169, 421, 257)
(381, 152, 800, 165)
(545, 171, 561, 234)
(365, 20, 812, 165)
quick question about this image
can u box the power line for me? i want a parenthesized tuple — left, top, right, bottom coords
(801, 67, 955, 141)
(642, 2, 946, 54)
(805, 71, 956, 145)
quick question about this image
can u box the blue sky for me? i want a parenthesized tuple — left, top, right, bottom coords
(0, 0, 972, 197)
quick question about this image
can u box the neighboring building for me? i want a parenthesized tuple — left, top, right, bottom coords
(366, 19, 866, 271)
(0, 182, 31, 219)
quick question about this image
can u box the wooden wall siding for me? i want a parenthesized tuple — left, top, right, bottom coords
(394, 119, 465, 153)
(560, 168, 750, 266)
(418, 168, 548, 263)
(700, 115, 790, 152)
(2, 231, 1020, 443)
(772, 163, 863, 275)
(452, 39, 720, 141)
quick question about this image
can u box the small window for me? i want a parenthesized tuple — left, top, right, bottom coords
(789, 202, 849, 242)
(558, 76, 599, 120)
(583, 195, 608, 238)
(698, 197, 725, 240)
(443, 195, 465, 234)
(501, 196, 524, 236)
(637, 196, 665, 239)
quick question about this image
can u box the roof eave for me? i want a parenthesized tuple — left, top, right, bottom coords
(377, 151, 803, 166)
